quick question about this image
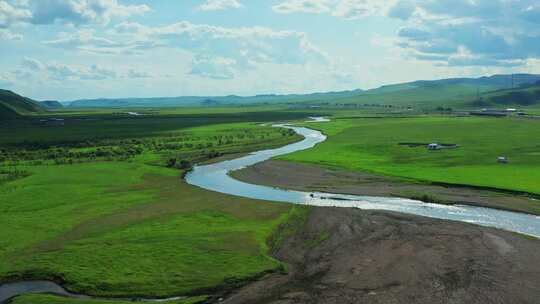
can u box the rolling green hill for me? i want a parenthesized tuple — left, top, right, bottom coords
(0, 89, 45, 118)
(328, 74, 540, 109)
(39, 100, 64, 109)
(61, 74, 540, 110)
(470, 81, 540, 107)
(5, 74, 540, 113)
(66, 90, 365, 108)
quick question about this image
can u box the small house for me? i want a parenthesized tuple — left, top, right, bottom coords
(497, 156, 508, 164)
(428, 143, 440, 150)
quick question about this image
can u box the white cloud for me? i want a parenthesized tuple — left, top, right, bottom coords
(272, 0, 540, 68)
(21, 57, 44, 70)
(20, 57, 153, 81)
(272, 0, 330, 14)
(0, 72, 13, 87)
(0, 0, 149, 28)
(0, 0, 31, 28)
(392, 0, 540, 67)
(42, 21, 329, 80)
(42, 29, 125, 50)
(32, 0, 150, 25)
(272, 0, 395, 19)
(198, 0, 242, 11)
(44, 62, 117, 80)
(0, 28, 22, 40)
(189, 55, 236, 79)
(127, 69, 152, 79)
(332, 0, 394, 19)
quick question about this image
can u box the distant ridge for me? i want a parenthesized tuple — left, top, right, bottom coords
(65, 89, 365, 108)
(329, 74, 540, 108)
(64, 74, 540, 109)
(366, 74, 540, 94)
(470, 81, 540, 107)
(4, 73, 540, 113)
(39, 100, 63, 109)
(0, 89, 45, 119)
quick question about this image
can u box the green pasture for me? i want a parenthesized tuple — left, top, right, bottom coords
(281, 116, 540, 208)
(0, 120, 301, 300)
(0, 110, 310, 145)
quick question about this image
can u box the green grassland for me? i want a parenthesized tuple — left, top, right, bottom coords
(36, 104, 294, 117)
(280, 116, 540, 210)
(0, 117, 304, 301)
(0, 110, 311, 145)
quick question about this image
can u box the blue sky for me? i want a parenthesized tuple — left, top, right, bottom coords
(1, 0, 540, 101)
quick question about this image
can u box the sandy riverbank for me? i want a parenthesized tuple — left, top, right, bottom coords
(231, 160, 540, 215)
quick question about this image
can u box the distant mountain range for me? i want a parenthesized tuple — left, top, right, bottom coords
(63, 74, 540, 109)
(2, 74, 540, 119)
(39, 100, 63, 109)
(64, 90, 365, 108)
(328, 74, 540, 108)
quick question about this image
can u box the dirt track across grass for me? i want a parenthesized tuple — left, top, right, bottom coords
(231, 160, 540, 215)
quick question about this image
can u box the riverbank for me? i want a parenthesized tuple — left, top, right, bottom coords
(221, 207, 540, 304)
(279, 117, 540, 197)
(231, 160, 540, 216)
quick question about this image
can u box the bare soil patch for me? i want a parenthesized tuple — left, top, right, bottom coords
(221, 207, 540, 304)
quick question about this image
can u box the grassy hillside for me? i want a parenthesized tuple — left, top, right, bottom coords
(332, 83, 494, 108)
(470, 82, 540, 107)
(317, 74, 540, 109)
(66, 90, 364, 108)
(0, 89, 44, 118)
(39, 100, 63, 109)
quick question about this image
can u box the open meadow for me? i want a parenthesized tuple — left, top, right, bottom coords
(280, 116, 540, 207)
(0, 110, 310, 303)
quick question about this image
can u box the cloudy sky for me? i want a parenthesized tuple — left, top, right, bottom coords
(1, 0, 540, 101)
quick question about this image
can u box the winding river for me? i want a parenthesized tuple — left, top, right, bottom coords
(186, 123, 540, 238)
(2, 120, 540, 303)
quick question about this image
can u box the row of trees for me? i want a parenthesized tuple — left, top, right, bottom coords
(1, 127, 297, 168)
(0, 164, 29, 184)
(0, 146, 144, 163)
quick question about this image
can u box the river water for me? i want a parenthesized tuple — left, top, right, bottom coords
(186, 124, 540, 238)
